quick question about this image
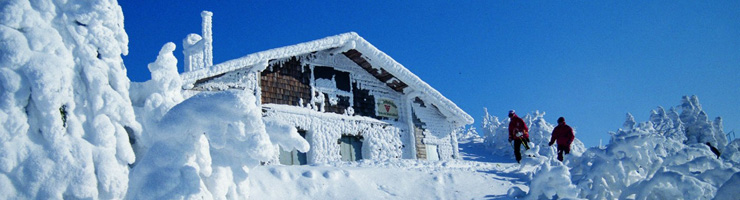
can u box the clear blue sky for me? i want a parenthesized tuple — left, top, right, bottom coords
(120, 1, 740, 147)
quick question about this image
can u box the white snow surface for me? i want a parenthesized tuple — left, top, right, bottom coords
(0, 0, 138, 199)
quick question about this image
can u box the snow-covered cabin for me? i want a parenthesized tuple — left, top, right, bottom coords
(180, 11, 473, 165)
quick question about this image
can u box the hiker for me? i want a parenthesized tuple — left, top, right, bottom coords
(549, 117, 574, 162)
(508, 110, 530, 163)
(706, 142, 721, 159)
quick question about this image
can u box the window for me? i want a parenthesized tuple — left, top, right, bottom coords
(313, 66, 350, 92)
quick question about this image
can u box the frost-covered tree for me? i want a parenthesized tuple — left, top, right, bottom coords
(564, 96, 739, 199)
(457, 125, 480, 142)
(129, 42, 183, 160)
(680, 95, 727, 147)
(0, 0, 139, 198)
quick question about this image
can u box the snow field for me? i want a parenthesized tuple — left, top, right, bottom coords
(249, 159, 527, 199)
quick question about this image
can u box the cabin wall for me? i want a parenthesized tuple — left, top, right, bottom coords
(260, 56, 312, 106)
(260, 52, 406, 121)
(262, 105, 403, 164)
(411, 97, 458, 160)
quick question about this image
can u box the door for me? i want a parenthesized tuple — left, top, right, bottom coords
(339, 135, 363, 161)
(426, 144, 439, 161)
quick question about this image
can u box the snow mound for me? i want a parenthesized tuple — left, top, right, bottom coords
(526, 160, 581, 200)
(127, 90, 275, 199)
(0, 0, 138, 199)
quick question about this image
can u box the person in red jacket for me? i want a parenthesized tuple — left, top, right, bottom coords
(508, 110, 529, 163)
(549, 117, 575, 162)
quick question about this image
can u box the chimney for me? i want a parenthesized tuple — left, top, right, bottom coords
(183, 11, 213, 72)
(201, 11, 213, 67)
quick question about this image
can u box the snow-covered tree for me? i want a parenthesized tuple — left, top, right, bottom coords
(457, 125, 480, 142)
(0, 0, 139, 198)
(563, 96, 739, 199)
(128, 42, 183, 161)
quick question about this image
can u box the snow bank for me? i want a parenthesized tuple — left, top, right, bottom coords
(481, 108, 586, 161)
(0, 0, 139, 199)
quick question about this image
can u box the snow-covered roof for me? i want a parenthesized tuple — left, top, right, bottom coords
(181, 32, 473, 125)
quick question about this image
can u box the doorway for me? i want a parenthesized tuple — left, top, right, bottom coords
(339, 135, 363, 161)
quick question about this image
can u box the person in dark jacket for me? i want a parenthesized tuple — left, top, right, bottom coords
(508, 110, 530, 163)
(706, 142, 721, 159)
(549, 117, 574, 162)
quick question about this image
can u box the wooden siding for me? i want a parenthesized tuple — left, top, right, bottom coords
(260, 56, 312, 106)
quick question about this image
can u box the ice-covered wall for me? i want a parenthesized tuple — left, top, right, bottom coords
(263, 105, 403, 163)
(0, 0, 139, 199)
(412, 98, 461, 160)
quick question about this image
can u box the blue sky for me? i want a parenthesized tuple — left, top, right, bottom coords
(120, 1, 740, 147)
